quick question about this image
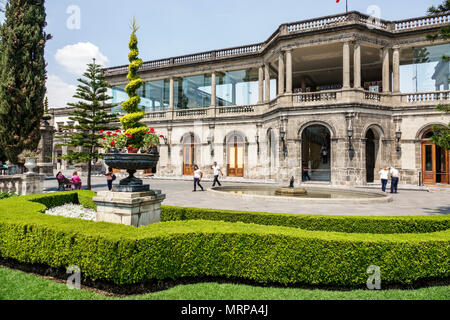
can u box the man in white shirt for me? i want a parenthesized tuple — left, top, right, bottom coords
(193, 165, 204, 192)
(379, 167, 389, 193)
(389, 167, 400, 194)
(211, 161, 223, 187)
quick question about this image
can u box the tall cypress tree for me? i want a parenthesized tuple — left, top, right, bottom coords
(60, 59, 118, 190)
(0, 0, 49, 164)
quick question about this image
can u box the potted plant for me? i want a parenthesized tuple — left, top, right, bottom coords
(99, 18, 164, 192)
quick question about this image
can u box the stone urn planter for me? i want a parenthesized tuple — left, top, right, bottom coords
(103, 152, 159, 192)
(24, 157, 37, 175)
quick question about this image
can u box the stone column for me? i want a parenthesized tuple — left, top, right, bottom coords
(343, 41, 351, 89)
(264, 63, 271, 102)
(382, 47, 391, 92)
(278, 52, 285, 95)
(38, 119, 54, 176)
(285, 49, 293, 94)
(258, 66, 264, 103)
(353, 42, 361, 89)
(211, 72, 216, 107)
(169, 77, 174, 109)
(392, 47, 400, 93)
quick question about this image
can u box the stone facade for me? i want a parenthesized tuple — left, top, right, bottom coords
(51, 11, 450, 187)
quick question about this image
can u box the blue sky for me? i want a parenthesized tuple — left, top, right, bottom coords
(3, 0, 444, 107)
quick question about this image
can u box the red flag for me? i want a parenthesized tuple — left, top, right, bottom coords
(336, 0, 340, 2)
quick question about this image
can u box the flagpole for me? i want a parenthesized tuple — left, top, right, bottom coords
(346, 0, 348, 13)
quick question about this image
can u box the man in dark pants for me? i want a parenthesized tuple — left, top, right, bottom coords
(390, 167, 399, 194)
(211, 161, 223, 187)
(193, 165, 204, 192)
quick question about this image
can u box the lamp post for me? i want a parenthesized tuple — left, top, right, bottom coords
(396, 131, 402, 152)
(280, 131, 288, 158)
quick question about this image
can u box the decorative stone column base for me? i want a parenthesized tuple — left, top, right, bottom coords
(93, 190, 166, 227)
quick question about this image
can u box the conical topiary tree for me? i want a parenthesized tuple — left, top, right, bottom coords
(120, 18, 148, 149)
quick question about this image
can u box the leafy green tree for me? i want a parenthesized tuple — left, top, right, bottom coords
(426, 0, 450, 150)
(60, 59, 118, 190)
(0, 0, 49, 164)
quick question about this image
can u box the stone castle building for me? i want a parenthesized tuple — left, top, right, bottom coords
(52, 11, 450, 187)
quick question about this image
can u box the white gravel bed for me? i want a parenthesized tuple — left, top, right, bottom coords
(45, 204, 96, 221)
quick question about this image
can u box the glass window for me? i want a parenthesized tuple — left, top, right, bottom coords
(425, 145, 433, 172)
(144, 80, 170, 112)
(400, 44, 450, 93)
(216, 69, 259, 106)
(111, 85, 145, 114)
(175, 74, 211, 109)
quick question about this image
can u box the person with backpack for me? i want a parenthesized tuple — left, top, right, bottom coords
(104, 167, 116, 191)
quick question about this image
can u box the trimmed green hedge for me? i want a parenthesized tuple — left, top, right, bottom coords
(161, 206, 450, 234)
(0, 192, 448, 287)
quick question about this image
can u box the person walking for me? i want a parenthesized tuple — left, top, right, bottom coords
(379, 167, 389, 193)
(104, 167, 116, 191)
(389, 166, 399, 194)
(211, 161, 223, 187)
(193, 165, 204, 192)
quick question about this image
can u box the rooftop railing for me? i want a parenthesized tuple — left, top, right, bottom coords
(104, 11, 450, 77)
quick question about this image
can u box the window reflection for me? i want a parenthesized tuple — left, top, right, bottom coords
(400, 44, 450, 93)
(175, 75, 211, 109)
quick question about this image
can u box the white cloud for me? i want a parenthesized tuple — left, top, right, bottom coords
(46, 74, 78, 109)
(54, 42, 109, 75)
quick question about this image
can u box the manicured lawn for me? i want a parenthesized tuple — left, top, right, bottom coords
(0, 267, 449, 300)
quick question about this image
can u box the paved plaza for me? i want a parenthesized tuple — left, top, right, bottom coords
(44, 176, 450, 216)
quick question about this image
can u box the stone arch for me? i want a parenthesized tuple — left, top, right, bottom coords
(415, 122, 448, 140)
(363, 124, 385, 139)
(180, 132, 201, 145)
(180, 132, 201, 175)
(298, 120, 336, 139)
(299, 122, 332, 182)
(363, 124, 385, 183)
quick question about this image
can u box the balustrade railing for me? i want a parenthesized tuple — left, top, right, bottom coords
(295, 91, 337, 103)
(175, 108, 209, 118)
(401, 91, 450, 103)
(364, 92, 382, 102)
(217, 105, 256, 114)
(286, 13, 348, 33)
(0, 176, 21, 194)
(144, 111, 168, 119)
(393, 13, 450, 32)
(104, 11, 450, 76)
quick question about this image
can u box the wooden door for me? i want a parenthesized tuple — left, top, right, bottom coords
(183, 143, 195, 175)
(422, 142, 436, 184)
(227, 138, 244, 177)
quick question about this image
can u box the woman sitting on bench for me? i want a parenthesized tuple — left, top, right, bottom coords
(70, 171, 82, 190)
(56, 172, 72, 191)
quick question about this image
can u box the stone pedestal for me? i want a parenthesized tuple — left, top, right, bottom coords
(93, 190, 166, 227)
(38, 120, 54, 176)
